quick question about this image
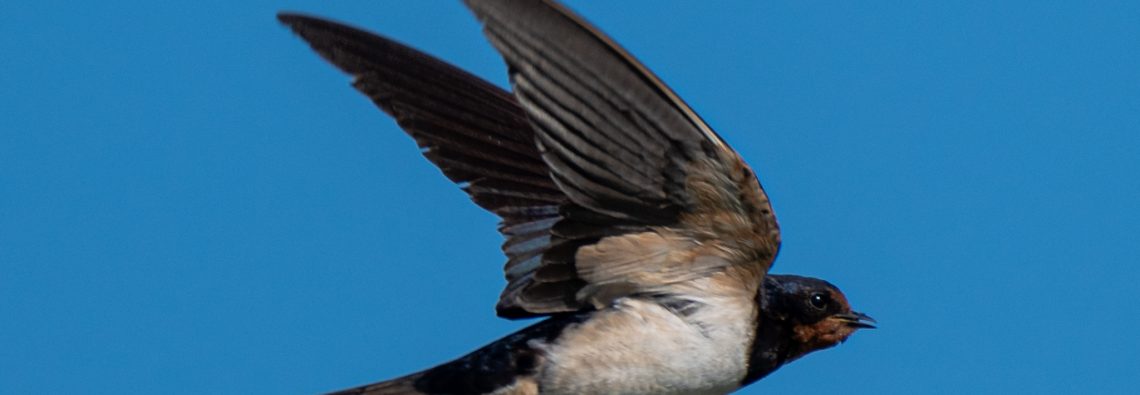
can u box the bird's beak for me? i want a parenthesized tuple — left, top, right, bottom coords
(835, 311, 876, 329)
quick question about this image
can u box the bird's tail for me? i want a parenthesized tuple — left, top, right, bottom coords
(325, 373, 426, 395)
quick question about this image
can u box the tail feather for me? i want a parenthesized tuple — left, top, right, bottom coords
(326, 373, 426, 395)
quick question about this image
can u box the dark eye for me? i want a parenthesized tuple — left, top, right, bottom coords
(809, 293, 830, 310)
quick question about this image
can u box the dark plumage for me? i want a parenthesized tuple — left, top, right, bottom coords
(744, 275, 876, 385)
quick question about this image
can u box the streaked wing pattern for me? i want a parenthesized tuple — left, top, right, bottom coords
(279, 0, 780, 319)
(465, 0, 782, 309)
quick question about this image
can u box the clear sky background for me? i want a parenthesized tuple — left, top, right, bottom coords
(3, 1, 1138, 394)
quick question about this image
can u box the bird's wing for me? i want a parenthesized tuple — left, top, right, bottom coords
(276, 14, 560, 221)
(463, 0, 781, 314)
(277, 14, 572, 318)
(278, 0, 780, 319)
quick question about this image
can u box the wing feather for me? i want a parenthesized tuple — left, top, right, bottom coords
(465, 0, 781, 312)
(280, 0, 781, 319)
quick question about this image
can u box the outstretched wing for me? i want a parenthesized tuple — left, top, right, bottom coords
(276, 13, 562, 241)
(277, 14, 578, 318)
(464, 0, 782, 312)
(279, 0, 780, 319)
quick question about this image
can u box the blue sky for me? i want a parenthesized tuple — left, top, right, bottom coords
(3, 1, 1138, 394)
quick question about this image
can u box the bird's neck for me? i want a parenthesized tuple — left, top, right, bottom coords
(741, 278, 811, 386)
(741, 313, 800, 386)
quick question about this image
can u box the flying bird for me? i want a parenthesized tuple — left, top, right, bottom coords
(278, 1, 873, 394)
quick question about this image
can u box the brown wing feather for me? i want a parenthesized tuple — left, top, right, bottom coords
(279, 0, 781, 319)
(465, 0, 781, 311)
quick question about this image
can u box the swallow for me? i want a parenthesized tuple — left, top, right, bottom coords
(278, 1, 873, 394)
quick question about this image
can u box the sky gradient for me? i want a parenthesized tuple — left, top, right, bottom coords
(3, 1, 1138, 394)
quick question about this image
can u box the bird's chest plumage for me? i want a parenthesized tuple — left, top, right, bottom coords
(532, 296, 757, 395)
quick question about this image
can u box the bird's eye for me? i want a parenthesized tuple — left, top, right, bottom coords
(809, 293, 830, 310)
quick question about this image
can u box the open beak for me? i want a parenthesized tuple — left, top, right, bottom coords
(835, 311, 876, 329)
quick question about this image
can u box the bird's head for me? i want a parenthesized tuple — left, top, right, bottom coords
(760, 274, 874, 357)
(743, 274, 874, 384)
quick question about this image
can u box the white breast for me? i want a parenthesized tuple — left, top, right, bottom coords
(533, 291, 757, 395)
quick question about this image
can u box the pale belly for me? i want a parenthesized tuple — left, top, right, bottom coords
(533, 297, 755, 395)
